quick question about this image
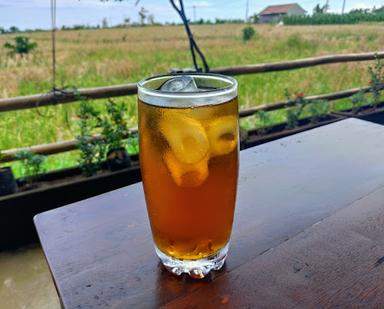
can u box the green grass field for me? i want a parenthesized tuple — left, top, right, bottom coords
(0, 24, 383, 176)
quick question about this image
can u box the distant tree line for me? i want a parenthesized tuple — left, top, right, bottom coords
(284, 5, 384, 25)
(0, 17, 256, 34)
(190, 18, 246, 25)
(0, 26, 22, 34)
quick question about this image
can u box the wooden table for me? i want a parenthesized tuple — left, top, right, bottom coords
(35, 119, 384, 308)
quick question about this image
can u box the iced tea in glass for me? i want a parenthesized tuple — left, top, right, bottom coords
(137, 74, 238, 278)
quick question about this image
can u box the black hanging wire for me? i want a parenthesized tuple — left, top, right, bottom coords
(169, 0, 209, 72)
(49, 0, 77, 97)
(33, 0, 75, 118)
(134, 0, 208, 72)
(50, 0, 57, 91)
(32, 0, 58, 117)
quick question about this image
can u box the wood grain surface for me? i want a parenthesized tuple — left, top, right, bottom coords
(34, 119, 384, 309)
(164, 185, 384, 309)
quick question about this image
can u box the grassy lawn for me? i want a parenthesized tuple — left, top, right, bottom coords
(0, 24, 383, 175)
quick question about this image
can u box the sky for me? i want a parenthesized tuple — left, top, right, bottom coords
(0, 0, 383, 30)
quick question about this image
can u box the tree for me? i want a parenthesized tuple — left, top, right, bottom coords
(147, 13, 155, 25)
(313, 2, 329, 14)
(3, 36, 38, 57)
(249, 13, 259, 23)
(102, 18, 109, 28)
(8, 26, 20, 33)
(350, 8, 370, 14)
(313, 4, 322, 14)
(322, 2, 330, 13)
(0, 27, 5, 34)
(138, 7, 148, 25)
(373, 5, 384, 13)
(123, 17, 131, 26)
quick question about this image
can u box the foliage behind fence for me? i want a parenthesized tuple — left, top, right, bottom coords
(284, 12, 384, 25)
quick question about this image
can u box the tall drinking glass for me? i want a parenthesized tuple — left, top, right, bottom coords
(137, 74, 239, 279)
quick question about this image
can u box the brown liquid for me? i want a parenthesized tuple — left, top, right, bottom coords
(138, 97, 239, 260)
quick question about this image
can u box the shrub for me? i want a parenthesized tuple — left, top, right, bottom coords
(368, 56, 384, 109)
(285, 90, 307, 129)
(307, 100, 330, 122)
(350, 91, 368, 113)
(77, 100, 103, 177)
(77, 99, 130, 176)
(15, 150, 46, 181)
(242, 26, 256, 42)
(3, 36, 38, 57)
(100, 100, 129, 152)
(256, 110, 272, 134)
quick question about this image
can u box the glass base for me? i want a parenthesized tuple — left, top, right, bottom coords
(155, 243, 229, 279)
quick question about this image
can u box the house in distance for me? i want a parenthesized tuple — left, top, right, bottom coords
(258, 3, 306, 23)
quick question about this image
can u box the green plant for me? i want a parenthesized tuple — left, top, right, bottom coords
(100, 100, 129, 152)
(127, 133, 139, 155)
(284, 90, 307, 129)
(0, 150, 4, 172)
(256, 110, 272, 134)
(283, 12, 384, 25)
(350, 91, 368, 113)
(15, 150, 46, 181)
(307, 100, 330, 122)
(77, 100, 103, 177)
(249, 14, 259, 24)
(242, 26, 255, 42)
(3, 36, 38, 57)
(286, 108, 300, 129)
(368, 56, 384, 109)
(77, 99, 130, 176)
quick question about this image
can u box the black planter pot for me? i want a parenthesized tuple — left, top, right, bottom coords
(0, 167, 18, 197)
(358, 110, 384, 125)
(334, 101, 384, 120)
(106, 148, 131, 171)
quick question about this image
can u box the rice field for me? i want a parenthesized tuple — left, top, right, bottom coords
(0, 23, 383, 175)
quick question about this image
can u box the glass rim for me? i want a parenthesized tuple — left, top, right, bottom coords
(137, 73, 238, 101)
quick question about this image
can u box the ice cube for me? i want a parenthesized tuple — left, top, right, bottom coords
(160, 76, 198, 92)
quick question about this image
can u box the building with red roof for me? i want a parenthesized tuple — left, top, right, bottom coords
(258, 3, 306, 23)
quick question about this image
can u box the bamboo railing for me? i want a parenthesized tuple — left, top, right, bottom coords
(0, 51, 383, 163)
(212, 52, 384, 75)
(0, 52, 382, 113)
(239, 86, 373, 117)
